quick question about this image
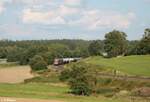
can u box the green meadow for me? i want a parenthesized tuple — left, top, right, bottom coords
(84, 55, 150, 76)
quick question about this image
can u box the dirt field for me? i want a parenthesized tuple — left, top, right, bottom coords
(0, 66, 34, 83)
(0, 97, 63, 102)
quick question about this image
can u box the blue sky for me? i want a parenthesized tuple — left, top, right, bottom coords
(0, 0, 149, 40)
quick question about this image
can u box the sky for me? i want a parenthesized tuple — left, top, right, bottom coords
(0, 0, 150, 40)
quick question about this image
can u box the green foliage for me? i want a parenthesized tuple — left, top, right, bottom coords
(0, 29, 149, 65)
(70, 81, 92, 96)
(0, 47, 7, 58)
(6, 46, 23, 62)
(59, 68, 71, 82)
(29, 55, 48, 71)
(60, 62, 99, 95)
(137, 28, 150, 55)
(126, 40, 139, 55)
(104, 30, 127, 57)
(40, 52, 56, 65)
(0, 40, 90, 65)
(88, 40, 103, 56)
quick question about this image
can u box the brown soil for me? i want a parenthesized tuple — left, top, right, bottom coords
(0, 97, 63, 102)
(0, 66, 34, 83)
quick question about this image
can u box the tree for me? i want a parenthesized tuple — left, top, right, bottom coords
(137, 28, 150, 54)
(104, 30, 127, 57)
(59, 62, 98, 96)
(29, 55, 48, 71)
(19, 46, 39, 65)
(0, 47, 7, 58)
(126, 40, 139, 55)
(88, 40, 103, 56)
(40, 52, 56, 65)
(6, 46, 23, 62)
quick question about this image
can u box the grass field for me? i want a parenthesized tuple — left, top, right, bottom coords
(84, 55, 150, 76)
(0, 83, 103, 102)
(0, 83, 148, 102)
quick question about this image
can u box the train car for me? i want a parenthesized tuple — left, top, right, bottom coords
(53, 58, 81, 66)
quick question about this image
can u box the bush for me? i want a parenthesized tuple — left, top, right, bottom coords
(59, 69, 71, 82)
(70, 82, 92, 96)
(30, 55, 48, 71)
(59, 62, 98, 96)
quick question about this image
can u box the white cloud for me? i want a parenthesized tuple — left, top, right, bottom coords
(69, 10, 135, 30)
(22, 8, 65, 25)
(22, 0, 81, 25)
(13, 0, 43, 5)
(64, 0, 82, 6)
(59, 5, 80, 16)
(0, 2, 5, 14)
(21, 0, 135, 29)
(12, 0, 57, 6)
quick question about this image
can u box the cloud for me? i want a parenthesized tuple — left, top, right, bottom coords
(22, 8, 65, 25)
(68, 10, 136, 30)
(22, 0, 81, 25)
(64, 0, 82, 6)
(59, 5, 80, 16)
(0, 2, 5, 14)
(12, 0, 58, 6)
(21, 0, 135, 30)
(12, 0, 44, 4)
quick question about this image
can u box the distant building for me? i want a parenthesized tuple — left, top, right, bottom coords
(53, 58, 81, 66)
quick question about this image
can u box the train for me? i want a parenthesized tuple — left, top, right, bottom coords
(53, 58, 81, 66)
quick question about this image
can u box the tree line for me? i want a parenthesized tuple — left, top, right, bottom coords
(0, 40, 90, 65)
(0, 28, 149, 66)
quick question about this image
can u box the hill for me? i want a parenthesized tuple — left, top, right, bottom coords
(84, 55, 150, 76)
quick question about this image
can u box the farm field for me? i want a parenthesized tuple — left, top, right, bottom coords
(84, 55, 150, 76)
(0, 65, 34, 83)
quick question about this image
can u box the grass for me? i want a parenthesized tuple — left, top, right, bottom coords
(24, 75, 60, 83)
(0, 62, 19, 68)
(0, 83, 68, 100)
(0, 83, 147, 102)
(84, 55, 150, 76)
(25, 68, 60, 83)
(0, 83, 105, 102)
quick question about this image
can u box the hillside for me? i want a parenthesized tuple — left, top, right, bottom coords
(84, 55, 150, 76)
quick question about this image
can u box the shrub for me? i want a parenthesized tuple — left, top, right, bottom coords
(59, 69, 71, 82)
(59, 62, 98, 96)
(70, 82, 92, 96)
(30, 55, 48, 71)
